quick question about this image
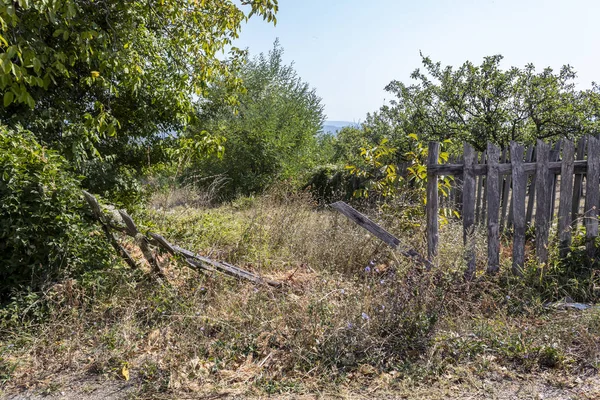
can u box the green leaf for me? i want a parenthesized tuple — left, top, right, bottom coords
(4, 91, 13, 107)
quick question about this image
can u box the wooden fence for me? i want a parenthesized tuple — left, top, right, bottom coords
(426, 136, 600, 278)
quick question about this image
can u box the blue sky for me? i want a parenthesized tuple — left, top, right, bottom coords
(234, 0, 600, 122)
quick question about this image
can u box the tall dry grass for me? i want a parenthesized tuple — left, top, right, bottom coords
(2, 187, 600, 397)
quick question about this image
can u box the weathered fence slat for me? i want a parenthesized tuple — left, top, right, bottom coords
(475, 150, 486, 225)
(427, 142, 440, 261)
(535, 141, 552, 266)
(549, 140, 562, 222)
(486, 143, 501, 274)
(463, 143, 477, 280)
(500, 148, 512, 232)
(525, 146, 536, 227)
(585, 136, 600, 259)
(510, 142, 526, 276)
(558, 140, 575, 257)
(572, 137, 587, 229)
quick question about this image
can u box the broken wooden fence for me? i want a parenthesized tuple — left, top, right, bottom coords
(83, 191, 281, 287)
(427, 136, 600, 278)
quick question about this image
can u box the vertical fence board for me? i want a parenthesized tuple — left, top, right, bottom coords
(526, 146, 536, 226)
(535, 141, 551, 265)
(463, 143, 477, 280)
(585, 136, 600, 259)
(486, 143, 501, 274)
(549, 140, 562, 222)
(558, 140, 575, 258)
(427, 142, 440, 261)
(572, 137, 587, 230)
(500, 148, 512, 232)
(475, 151, 486, 225)
(510, 142, 527, 276)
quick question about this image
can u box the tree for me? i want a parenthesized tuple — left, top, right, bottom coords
(0, 0, 278, 174)
(190, 41, 325, 198)
(379, 54, 598, 150)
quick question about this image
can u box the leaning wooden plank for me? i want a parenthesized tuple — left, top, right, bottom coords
(585, 136, 600, 259)
(331, 201, 400, 247)
(463, 143, 477, 280)
(558, 140, 575, 258)
(83, 191, 138, 270)
(486, 143, 501, 274)
(427, 142, 440, 261)
(330, 201, 433, 269)
(510, 142, 527, 276)
(535, 140, 552, 266)
(572, 137, 587, 230)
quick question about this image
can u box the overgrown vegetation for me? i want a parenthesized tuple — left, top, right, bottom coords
(2, 1, 600, 398)
(0, 126, 113, 299)
(1, 192, 600, 397)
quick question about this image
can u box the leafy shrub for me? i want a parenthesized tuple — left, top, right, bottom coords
(0, 127, 113, 298)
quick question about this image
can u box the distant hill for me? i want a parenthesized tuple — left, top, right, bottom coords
(322, 120, 359, 135)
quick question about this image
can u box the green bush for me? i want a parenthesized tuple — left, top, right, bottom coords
(0, 127, 114, 298)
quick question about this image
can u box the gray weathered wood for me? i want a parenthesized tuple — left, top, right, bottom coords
(119, 210, 164, 276)
(427, 142, 440, 261)
(331, 201, 400, 248)
(475, 151, 486, 225)
(486, 143, 501, 274)
(585, 136, 600, 259)
(572, 137, 587, 229)
(525, 146, 536, 227)
(535, 141, 552, 266)
(429, 160, 590, 176)
(500, 148, 512, 232)
(549, 140, 562, 222)
(83, 191, 138, 270)
(173, 245, 281, 287)
(510, 142, 527, 276)
(462, 143, 477, 280)
(558, 140, 575, 258)
(330, 201, 433, 268)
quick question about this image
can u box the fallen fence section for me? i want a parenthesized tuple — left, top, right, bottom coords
(330, 201, 433, 269)
(83, 191, 281, 288)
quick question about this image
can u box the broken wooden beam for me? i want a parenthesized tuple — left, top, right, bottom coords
(330, 201, 433, 269)
(83, 191, 281, 288)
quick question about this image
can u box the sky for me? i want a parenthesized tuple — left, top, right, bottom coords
(233, 0, 600, 123)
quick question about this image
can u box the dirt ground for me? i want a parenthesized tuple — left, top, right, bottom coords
(2, 371, 600, 400)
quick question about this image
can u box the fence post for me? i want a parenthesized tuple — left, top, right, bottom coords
(510, 142, 526, 276)
(585, 136, 600, 260)
(463, 143, 477, 280)
(427, 142, 440, 262)
(535, 140, 551, 266)
(558, 140, 575, 258)
(486, 143, 501, 274)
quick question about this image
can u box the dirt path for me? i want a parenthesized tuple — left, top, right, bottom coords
(2, 371, 599, 399)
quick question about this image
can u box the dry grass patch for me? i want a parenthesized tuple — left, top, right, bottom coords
(2, 191, 600, 398)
